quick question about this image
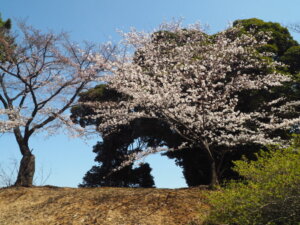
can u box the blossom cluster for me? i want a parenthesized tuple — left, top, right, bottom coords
(89, 23, 299, 154)
(0, 109, 24, 133)
(0, 25, 112, 137)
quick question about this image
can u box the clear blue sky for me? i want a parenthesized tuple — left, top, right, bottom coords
(1, 0, 300, 188)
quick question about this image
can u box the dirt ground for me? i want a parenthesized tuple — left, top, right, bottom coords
(0, 186, 210, 225)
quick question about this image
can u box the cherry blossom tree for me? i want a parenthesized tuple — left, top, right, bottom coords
(0, 24, 111, 186)
(89, 23, 300, 187)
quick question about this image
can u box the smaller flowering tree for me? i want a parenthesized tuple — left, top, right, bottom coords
(89, 22, 300, 187)
(0, 23, 114, 186)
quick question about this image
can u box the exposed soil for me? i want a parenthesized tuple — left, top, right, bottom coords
(0, 186, 210, 225)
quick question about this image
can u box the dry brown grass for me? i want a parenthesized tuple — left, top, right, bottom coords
(0, 186, 210, 225)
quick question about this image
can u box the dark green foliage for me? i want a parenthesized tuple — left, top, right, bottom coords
(165, 144, 263, 187)
(0, 16, 11, 30)
(71, 84, 126, 127)
(0, 14, 13, 62)
(74, 86, 155, 188)
(79, 137, 155, 188)
(233, 18, 298, 58)
(165, 149, 211, 186)
(205, 136, 300, 225)
(281, 46, 300, 73)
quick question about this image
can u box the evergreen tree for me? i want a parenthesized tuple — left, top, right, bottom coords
(0, 14, 12, 62)
(73, 85, 155, 187)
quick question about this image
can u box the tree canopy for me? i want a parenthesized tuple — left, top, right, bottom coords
(76, 20, 299, 187)
(71, 18, 300, 188)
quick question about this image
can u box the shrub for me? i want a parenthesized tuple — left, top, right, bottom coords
(205, 135, 300, 225)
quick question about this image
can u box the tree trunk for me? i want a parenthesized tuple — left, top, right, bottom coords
(13, 128, 35, 187)
(208, 159, 219, 189)
(15, 153, 35, 187)
(201, 140, 219, 189)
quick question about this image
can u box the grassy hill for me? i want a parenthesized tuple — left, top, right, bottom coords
(0, 186, 210, 225)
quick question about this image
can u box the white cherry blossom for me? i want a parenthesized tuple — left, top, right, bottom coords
(88, 22, 299, 186)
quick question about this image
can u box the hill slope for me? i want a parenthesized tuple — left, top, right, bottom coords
(0, 186, 210, 225)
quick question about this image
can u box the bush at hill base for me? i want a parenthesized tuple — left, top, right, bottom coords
(205, 135, 300, 225)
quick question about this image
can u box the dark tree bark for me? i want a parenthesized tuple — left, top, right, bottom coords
(202, 141, 219, 189)
(208, 159, 219, 189)
(13, 128, 35, 186)
(15, 153, 35, 187)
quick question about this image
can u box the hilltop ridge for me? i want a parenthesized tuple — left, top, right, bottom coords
(0, 186, 210, 225)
